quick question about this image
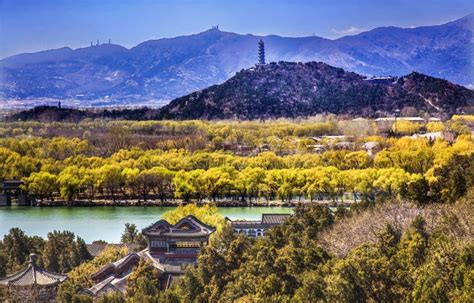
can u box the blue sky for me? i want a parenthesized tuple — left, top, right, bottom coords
(1, 0, 473, 58)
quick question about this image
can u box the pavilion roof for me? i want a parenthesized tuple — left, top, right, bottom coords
(261, 214, 291, 224)
(0, 254, 67, 287)
(142, 215, 215, 237)
(91, 253, 140, 281)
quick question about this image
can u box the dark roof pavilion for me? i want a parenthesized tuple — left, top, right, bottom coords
(0, 253, 67, 302)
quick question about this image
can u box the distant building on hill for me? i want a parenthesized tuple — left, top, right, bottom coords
(226, 214, 291, 237)
(258, 39, 265, 65)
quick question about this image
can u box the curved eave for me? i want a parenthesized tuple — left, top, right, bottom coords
(0, 264, 67, 287)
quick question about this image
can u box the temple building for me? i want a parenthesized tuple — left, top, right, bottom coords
(84, 215, 215, 297)
(226, 213, 291, 237)
(0, 253, 67, 302)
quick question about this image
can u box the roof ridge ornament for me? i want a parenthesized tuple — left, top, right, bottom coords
(29, 253, 38, 265)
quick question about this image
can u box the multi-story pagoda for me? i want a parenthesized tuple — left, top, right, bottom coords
(258, 39, 265, 65)
(0, 253, 67, 302)
(85, 215, 215, 297)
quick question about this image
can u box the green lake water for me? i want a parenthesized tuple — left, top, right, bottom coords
(0, 206, 292, 243)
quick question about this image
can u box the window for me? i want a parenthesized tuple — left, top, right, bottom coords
(151, 240, 166, 247)
(176, 242, 200, 248)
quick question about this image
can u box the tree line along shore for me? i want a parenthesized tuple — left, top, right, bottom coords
(0, 116, 472, 207)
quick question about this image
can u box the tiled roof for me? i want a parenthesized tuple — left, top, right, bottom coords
(228, 213, 291, 228)
(142, 215, 215, 237)
(85, 276, 118, 296)
(84, 274, 129, 296)
(0, 254, 67, 287)
(86, 248, 187, 296)
(262, 214, 291, 224)
(91, 253, 140, 281)
(228, 220, 266, 228)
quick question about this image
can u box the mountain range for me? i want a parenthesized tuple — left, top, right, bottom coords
(0, 13, 473, 108)
(10, 62, 473, 121)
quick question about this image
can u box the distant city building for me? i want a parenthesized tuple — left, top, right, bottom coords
(258, 39, 265, 65)
(226, 214, 291, 237)
(84, 215, 215, 297)
(0, 253, 67, 302)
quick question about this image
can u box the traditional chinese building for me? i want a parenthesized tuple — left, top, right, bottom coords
(226, 213, 291, 237)
(0, 253, 67, 302)
(84, 215, 215, 297)
(0, 180, 31, 206)
(143, 215, 215, 262)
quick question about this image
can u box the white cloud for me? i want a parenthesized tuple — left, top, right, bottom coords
(331, 26, 365, 36)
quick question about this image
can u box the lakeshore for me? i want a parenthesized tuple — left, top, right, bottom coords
(0, 205, 293, 243)
(24, 198, 354, 208)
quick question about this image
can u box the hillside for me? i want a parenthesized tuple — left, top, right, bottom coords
(0, 14, 472, 107)
(6, 106, 160, 122)
(158, 61, 474, 119)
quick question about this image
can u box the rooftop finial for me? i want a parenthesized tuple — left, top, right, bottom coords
(29, 253, 38, 265)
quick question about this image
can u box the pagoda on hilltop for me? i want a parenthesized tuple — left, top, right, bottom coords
(258, 39, 265, 65)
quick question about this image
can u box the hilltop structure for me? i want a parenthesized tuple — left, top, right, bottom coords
(0, 253, 67, 302)
(84, 215, 215, 297)
(258, 39, 265, 65)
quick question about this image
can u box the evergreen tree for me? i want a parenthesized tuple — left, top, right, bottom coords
(126, 259, 161, 302)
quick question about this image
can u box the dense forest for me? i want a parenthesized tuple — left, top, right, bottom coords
(0, 117, 472, 204)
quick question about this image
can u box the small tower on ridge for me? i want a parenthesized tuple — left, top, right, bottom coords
(258, 39, 265, 65)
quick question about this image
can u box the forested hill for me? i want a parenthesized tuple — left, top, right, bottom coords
(157, 61, 474, 119)
(6, 106, 161, 122)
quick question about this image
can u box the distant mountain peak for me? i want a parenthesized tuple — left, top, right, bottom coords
(0, 14, 472, 107)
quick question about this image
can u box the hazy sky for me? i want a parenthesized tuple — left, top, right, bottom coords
(1, 0, 473, 58)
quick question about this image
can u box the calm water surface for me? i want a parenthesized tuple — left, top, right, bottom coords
(0, 206, 292, 242)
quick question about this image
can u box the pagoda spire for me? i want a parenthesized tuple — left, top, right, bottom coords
(258, 39, 265, 65)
